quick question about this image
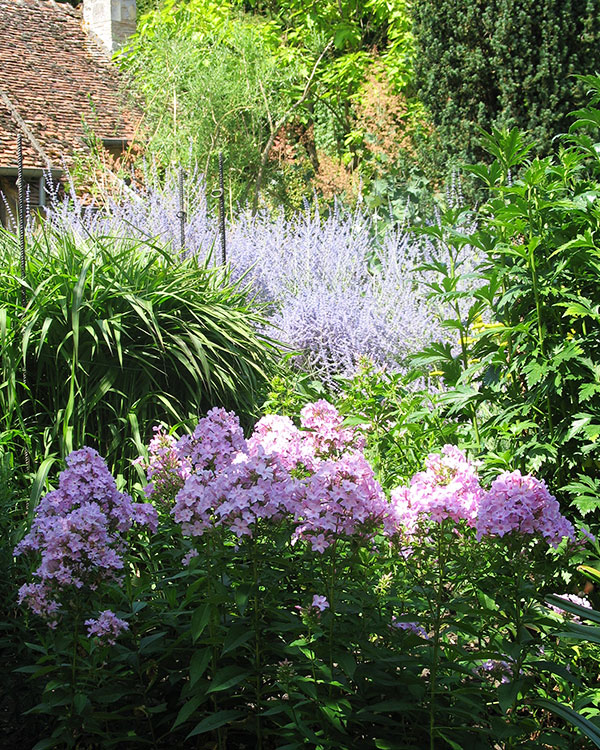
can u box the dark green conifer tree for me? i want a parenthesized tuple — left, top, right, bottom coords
(412, 0, 600, 163)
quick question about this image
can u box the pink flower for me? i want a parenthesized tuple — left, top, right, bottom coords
(476, 470, 575, 547)
(85, 610, 129, 645)
(548, 593, 591, 623)
(300, 400, 364, 458)
(15, 448, 157, 626)
(182, 549, 199, 566)
(390, 616, 428, 639)
(387, 445, 483, 536)
(311, 595, 329, 612)
(293, 452, 388, 551)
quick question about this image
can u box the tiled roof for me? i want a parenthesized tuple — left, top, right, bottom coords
(0, 0, 140, 172)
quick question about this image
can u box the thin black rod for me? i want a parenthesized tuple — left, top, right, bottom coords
(17, 133, 30, 471)
(177, 166, 186, 252)
(219, 152, 226, 265)
(17, 134, 26, 307)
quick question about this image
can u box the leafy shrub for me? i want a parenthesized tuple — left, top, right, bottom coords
(0, 227, 277, 473)
(415, 77, 600, 512)
(120, 0, 422, 209)
(412, 0, 600, 165)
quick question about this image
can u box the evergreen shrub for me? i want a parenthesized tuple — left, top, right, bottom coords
(412, 0, 600, 164)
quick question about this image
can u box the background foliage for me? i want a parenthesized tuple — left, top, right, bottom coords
(118, 0, 428, 213)
(415, 77, 600, 515)
(412, 0, 600, 166)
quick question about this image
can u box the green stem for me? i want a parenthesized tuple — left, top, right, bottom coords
(527, 195, 554, 433)
(429, 526, 446, 750)
(207, 534, 225, 750)
(252, 537, 263, 750)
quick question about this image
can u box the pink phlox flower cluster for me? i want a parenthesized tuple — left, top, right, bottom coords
(138, 425, 190, 504)
(15, 448, 157, 623)
(295, 594, 330, 620)
(182, 549, 199, 566)
(173, 446, 299, 538)
(177, 407, 247, 473)
(85, 610, 129, 646)
(170, 403, 388, 549)
(388, 445, 482, 535)
(17, 582, 61, 626)
(476, 470, 575, 547)
(293, 452, 387, 552)
(548, 593, 592, 623)
(30, 503, 125, 589)
(248, 414, 312, 471)
(300, 400, 365, 458)
(390, 616, 428, 639)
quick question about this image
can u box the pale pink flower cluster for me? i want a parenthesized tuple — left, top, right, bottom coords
(15, 447, 157, 625)
(164, 402, 386, 550)
(476, 470, 575, 547)
(177, 406, 247, 472)
(388, 445, 482, 534)
(85, 610, 129, 645)
(247, 414, 311, 471)
(300, 400, 365, 458)
(137, 425, 190, 504)
(293, 452, 388, 551)
(173, 447, 297, 538)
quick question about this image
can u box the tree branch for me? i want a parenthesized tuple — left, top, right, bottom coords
(252, 40, 334, 213)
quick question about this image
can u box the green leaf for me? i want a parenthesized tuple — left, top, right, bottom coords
(189, 648, 211, 687)
(578, 565, 600, 586)
(139, 631, 166, 653)
(221, 625, 253, 656)
(206, 666, 250, 694)
(534, 698, 600, 747)
(186, 710, 243, 738)
(73, 693, 88, 714)
(336, 652, 357, 679)
(32, 739, 58, 750)
(172, 694, 204, 730)
(498, 679, 524, 714)
(191, 604, 211, 643)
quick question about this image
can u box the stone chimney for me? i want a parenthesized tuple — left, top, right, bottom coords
(83, 0, 136, 54)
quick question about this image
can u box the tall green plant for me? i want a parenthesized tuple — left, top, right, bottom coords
(0, 227, 278, 474)
(415, 80, 600, 512)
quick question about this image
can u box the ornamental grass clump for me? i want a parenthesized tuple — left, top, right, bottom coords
(0, 227, 277, 474)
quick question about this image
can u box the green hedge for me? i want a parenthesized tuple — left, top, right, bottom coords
(412, 0, 600, 164)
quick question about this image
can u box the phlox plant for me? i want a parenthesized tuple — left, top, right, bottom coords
(13, 401, 597, 749)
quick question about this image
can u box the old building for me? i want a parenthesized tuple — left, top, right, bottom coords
(0, 0, 139, 227)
